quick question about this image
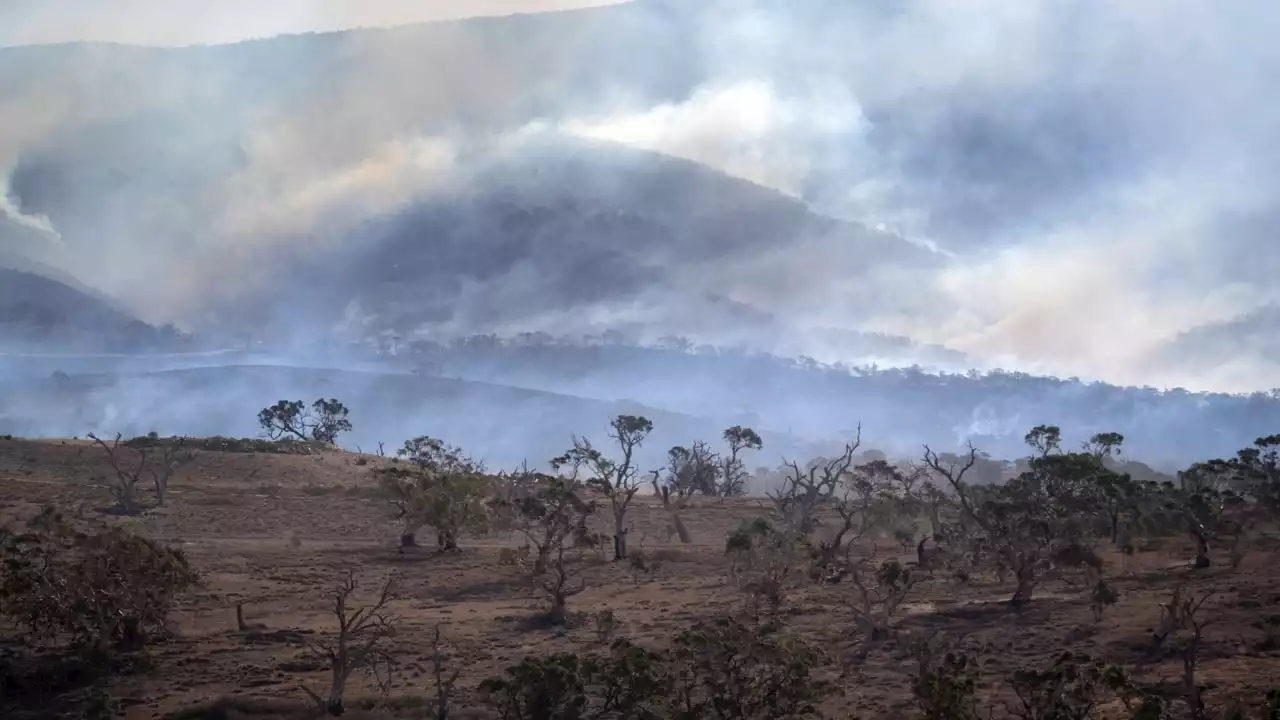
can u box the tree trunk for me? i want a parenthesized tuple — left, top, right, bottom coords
(327, 663, 350, 716)
(118, 616, 144, 651)
(1184, 659, 1204, 719)
(1145, 588, 1183, 660)
(1109, 512, 1120, 545)
(927, 502, 943, 539)
(853, 614, 883, 641)
(1191, 528, 1211, 568)
(400, 517, 426, 548)
(613, 514, 628, 560)
(1009, 563, 1037, 607)
(115, 485, 139, 515)
(670, 511, 692, 544)
(438, 530, 458, 551)
(549, 595, 568, 626)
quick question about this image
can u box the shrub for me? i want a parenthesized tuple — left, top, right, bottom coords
(479, 640, 667, 720)
(725, 518, 806, 617)
(910, 643, 982, 720)
(479, 616, 829, 720)
(594, 610, 621, 645)
(0, 506, 200, 654)
(1009, 653, 1138, 719)
(1091, 579, 1120, 622)
(666, 616, 831, 719)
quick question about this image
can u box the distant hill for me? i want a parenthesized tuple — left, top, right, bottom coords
(1, 7, 940, 356)
(368, 335, 1280, 467)
(208, 137, 940, 351)
(0, 364, 821, 472)
(0, 249, 123, 309)
(0, 269, 184, 352)
(3, 342, 1276, 470)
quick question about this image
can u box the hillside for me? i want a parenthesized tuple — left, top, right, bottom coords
(357, 336, 1280, 467)
(0, 269, 185, 352)
(212, 138, 938, 345)
(0, 364, 824, 471)
(0, 2, 942, 357)
(3, 339, 1279, 468)
(0, 2, 701, 311)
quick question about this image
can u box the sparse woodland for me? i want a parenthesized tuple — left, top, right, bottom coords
(2, 400, 1280, 719)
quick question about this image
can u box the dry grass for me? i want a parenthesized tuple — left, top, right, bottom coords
(1, 436, 1279, 719)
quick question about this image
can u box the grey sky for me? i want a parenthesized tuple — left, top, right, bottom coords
(0, 0, 620, 47)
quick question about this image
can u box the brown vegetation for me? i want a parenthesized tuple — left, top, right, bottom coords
(1, 418, 1279, 719)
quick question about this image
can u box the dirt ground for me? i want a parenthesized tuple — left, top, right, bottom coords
(2, 437, 1279, 719)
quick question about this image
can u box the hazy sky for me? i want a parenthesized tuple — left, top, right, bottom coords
(0, 0, 620, 47)
(3, 0, 1279, 394)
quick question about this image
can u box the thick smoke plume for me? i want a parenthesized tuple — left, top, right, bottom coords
(1, 0, 1278, 396)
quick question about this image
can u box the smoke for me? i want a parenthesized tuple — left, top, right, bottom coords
(0, 1, 624, 47)
(561, 79, 867, 197)
(1, 0, 1279, 395)
(1, 175, 60, 242)
(547, 0, 1280, 391)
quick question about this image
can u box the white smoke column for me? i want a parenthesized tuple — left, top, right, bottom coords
(1, 172, 61, 242)
(561, 79, 868, 197)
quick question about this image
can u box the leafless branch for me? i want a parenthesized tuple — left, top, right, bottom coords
(88, 432, 147, 513)
(427, 624, 461, 720)
(769, 426, 861, 536)
(299, 571, 400, 716)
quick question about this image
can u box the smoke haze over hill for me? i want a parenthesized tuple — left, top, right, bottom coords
(1, 0, 1279, 469)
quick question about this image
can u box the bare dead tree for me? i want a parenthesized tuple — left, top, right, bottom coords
(489, 462, 543, 537)
(841, 553, 924, 642)
(1145, 588, 1217, 719)
(146, 437, 198, 506)
(85, 433, 198, 511)
(920, 442, 981, 539)
(88, 433, 148, 514)
(300, 572, 399, 716)
(651, 473, 693, 545)
(539, 538, 587, 626)
(769, 426, 862, 538)
(426, 625, 461, 720)
(813, 458, 900, 573)
(921, 483, 951, 542)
